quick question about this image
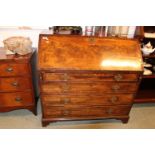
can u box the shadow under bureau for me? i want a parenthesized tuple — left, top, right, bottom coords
(38, 35, 143, 127)
(0, 49, 37, 115)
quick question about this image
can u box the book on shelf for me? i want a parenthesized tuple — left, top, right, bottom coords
(60, 26, 137, 38)
(120, 26, 129, 37)
(94, 26, 106, 37)
(127, 26, 136, 38)
(82, 26, 107, 37)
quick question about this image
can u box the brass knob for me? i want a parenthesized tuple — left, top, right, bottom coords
(61, 73, 68, 81)
(6, 67, 13, 72)
(114, 74, 122, 81)
(106, 109, 113, 115)
(11, 82, 19, 87)
(63, 110, 70, 116)
(111, 84, 120, 91)
(15, 97, 22, 102)
(110, 96, 118, 103)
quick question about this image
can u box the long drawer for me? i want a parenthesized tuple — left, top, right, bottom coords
(0, 92, 34, 107)
(41, 72, 139, 82)
(0, 77, 32, 92)
(0, 63, 29, 77)
(43, 105, 131, 118)
(42, 94, 134, 106)
(41, 82, 138, 94)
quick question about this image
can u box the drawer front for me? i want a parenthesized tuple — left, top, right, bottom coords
(42, 94, 134, 106)
(41, 82, 138, 94)
(0, 92, 34, 107)
(43, 105, 131, 118)
(0, 63, 29, 76)
(42, 72, 139, 82)
(0, 77, 32, 92)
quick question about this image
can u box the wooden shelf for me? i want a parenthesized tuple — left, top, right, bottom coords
(134, 27, 155, 104)
(134, 89, 155, 103)
(142, 74, 155, 79)
(143, 53, 155, 58)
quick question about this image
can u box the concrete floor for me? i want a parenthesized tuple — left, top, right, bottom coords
(0, 100, 155, 128)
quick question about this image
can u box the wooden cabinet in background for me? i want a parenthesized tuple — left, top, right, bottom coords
(134, 26, 155, 103)
(38, 35, 143, 127)
(0, 49, 37, 115)
(135, 51, 155, 103)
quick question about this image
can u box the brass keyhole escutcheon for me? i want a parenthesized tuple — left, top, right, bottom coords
(61, 73, 68, 81)
(88, 37, 96, 44)
(110, 96, 118, 103)
(63, 110, 70, 116)
(62, 98, 71, 104)
(107, 109, 113, 115)
(61, 83, 70, 92)
(112, 84, 120, 91)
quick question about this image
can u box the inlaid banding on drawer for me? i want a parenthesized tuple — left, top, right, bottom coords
(41, 82, 138, 94)
(0, 63, 29, 76)
(42, 94, 134, 106)
(0, 92, 34, 107)
(0, 77, 32, 92)
(43, 105, 131, 118)
(42, 72, 139, 82)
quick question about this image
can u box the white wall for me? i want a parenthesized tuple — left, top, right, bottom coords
(0, 28, 46, 47)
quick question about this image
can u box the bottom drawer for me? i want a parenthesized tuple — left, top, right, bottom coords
(0, 92, 34, 107)
(43, 105, 131, 118)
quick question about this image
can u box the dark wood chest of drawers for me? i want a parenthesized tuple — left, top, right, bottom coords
(38, 35, 143, 127)
(0, 49, 37, 115)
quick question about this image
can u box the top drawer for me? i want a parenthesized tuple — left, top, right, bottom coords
(0, 63, 29, 77)
(41, 72, 139, 82)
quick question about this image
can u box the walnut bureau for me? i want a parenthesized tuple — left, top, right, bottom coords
(0, 49, 37, 115)
(38, 35, 143, 127)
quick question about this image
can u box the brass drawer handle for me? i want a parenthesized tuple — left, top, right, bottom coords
(114, 74, 122, 81)
(6, 67, 13, 72)
(111, 84, 120, 91)
(110, 96, 118, 103)
(61, 98, 71, 104)
(106, 109, 113, 115)
(15, 97, 22, 102)
(63, 110, 70, 116)
(60, 73, 68, 81)
(11, 82, 19, 87)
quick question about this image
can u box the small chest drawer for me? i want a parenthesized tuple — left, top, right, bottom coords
(43, 105, 131, 118)
(0, 77, 32, 92)
(0, 92, 34, 107)
(41, 82, 138, 94)
(42, 72, 139, 82)
(0, 63, 29, 76)
(42, 94, 134, 106)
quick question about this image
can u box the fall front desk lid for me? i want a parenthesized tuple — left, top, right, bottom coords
(38, 35, 143, 71)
